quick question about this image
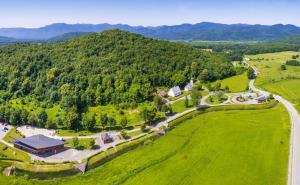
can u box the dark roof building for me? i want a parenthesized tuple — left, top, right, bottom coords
(101, 133, 114, 144)
(256, 96, 267, 103)
(13, 134, 65, 155)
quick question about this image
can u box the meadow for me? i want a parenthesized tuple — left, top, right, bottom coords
(247, 51, 300, 111)
(212, 72, 249, 92)
(0, 104, 290, 185)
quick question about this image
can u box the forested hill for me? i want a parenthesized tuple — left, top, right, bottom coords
(0, 30, 234, 110)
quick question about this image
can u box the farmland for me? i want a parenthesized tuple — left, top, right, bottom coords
(247, 51, 300, 111)
(0, 104, 290, 185)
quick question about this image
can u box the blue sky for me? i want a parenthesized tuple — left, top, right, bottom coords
(0, 0, 300, 28)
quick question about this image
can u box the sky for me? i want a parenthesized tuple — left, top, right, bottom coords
(0, 0, 300, 28)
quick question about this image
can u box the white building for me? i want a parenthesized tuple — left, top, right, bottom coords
(184, 80, 194, 91)
(168, 86, 182, 97)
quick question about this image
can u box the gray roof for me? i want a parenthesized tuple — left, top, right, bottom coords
(256, 96, 267, 101)
(101, 133, 113, 140)
(169, 86, 181, 94)
(13, 134, 65, 149)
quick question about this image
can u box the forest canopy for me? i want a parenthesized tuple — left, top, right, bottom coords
(0, 30, 235, 112)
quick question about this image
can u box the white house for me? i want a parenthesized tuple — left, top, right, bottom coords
(184, 80, 194, 91)
(168, 86, 182, 97)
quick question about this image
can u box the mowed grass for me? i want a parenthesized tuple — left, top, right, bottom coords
(65, 138, 95, 150)
(213, 72, 249, 92)
(3, 128, 23, 143)
(247, 51, 300, 110)
(171, 99, 193, 113)
(1, 104, 290, 185)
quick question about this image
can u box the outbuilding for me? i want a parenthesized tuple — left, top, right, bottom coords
(101, 133, 114, 144)
(256, 96, 267, 103)
(13, 134, 65, 155)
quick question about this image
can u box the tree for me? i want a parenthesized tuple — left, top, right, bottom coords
(38, 110, 48, 128)
(184, 96, 189, 108)
(65, 111, 81, 130)
(247, 68, 256, 79)
(225, 85, 230, 93)
(214, 82, 221, 91)
(108, 117, 116, 130)
(82, 113, 96, 131)
(100, 114, 108, 129)
(72, 137, 79, 149)
(120, 116, 128, 129)
(280, 64, 287, 71)
(89, 139, 96, 149)
(140, 108, 157, 125)
(191, 89, 202, 106)
(120, 130, 130, 139)
(46, 120, 57, 129)
(153, 96, 163, 111)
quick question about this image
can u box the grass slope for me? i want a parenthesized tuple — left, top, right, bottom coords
(0, 104, 290, 185)
(213, 72, 249, 92)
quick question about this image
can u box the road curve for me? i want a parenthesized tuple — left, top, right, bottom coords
(246, 59, 300, 185)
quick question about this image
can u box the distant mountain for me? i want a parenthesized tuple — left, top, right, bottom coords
(0, 36, 18, 44)
(1, 22, 300, 41)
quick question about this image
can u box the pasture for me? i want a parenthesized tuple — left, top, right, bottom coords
(0, 104, 290, 185)
(247, 51, 300, 108)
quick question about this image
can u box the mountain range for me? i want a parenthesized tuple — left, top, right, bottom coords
(1, 22, 300, 42)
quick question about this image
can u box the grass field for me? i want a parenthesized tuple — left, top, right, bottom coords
(247, 51, 300, 111)
(0, 104, 290, 185)
(0, 142, 31, 162)
(65, 138, 95, 150)
(171, 99, 193, 113)
(213, 72, 249, 92)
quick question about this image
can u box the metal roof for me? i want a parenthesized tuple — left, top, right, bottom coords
(13, 134, 65, 149)
(169, 86, 181, 94)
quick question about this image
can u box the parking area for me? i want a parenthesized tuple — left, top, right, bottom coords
(17, 125, 57, 138)
(0, 122, 12, 140)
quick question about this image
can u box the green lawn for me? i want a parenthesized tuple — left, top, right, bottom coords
(206, 94, 228, 105)
(171, 99, 193, 113)
(127, 129, 144, 138)
(247, 51, 300, 111)
(0, 104, 289, 185)
(3, 128, 24, 143)
(65, 138, 95, 150)
(0, 142, 31, 162)
(213, 72, 249, 92)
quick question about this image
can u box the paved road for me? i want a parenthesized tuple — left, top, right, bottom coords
(246, 59, 300, 185)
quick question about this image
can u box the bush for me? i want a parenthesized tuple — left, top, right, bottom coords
(120, 130, 130, 139)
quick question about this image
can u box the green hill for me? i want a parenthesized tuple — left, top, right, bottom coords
(0, 30, 235, 127)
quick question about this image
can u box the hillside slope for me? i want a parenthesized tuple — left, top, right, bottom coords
(0, 30, 234, 110)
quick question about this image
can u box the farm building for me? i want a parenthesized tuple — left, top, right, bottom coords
(101, 133, 114, 144)
(13, 134, 65, 155)
(168, 86, 182, 97)
(184, 80, 194, 91)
